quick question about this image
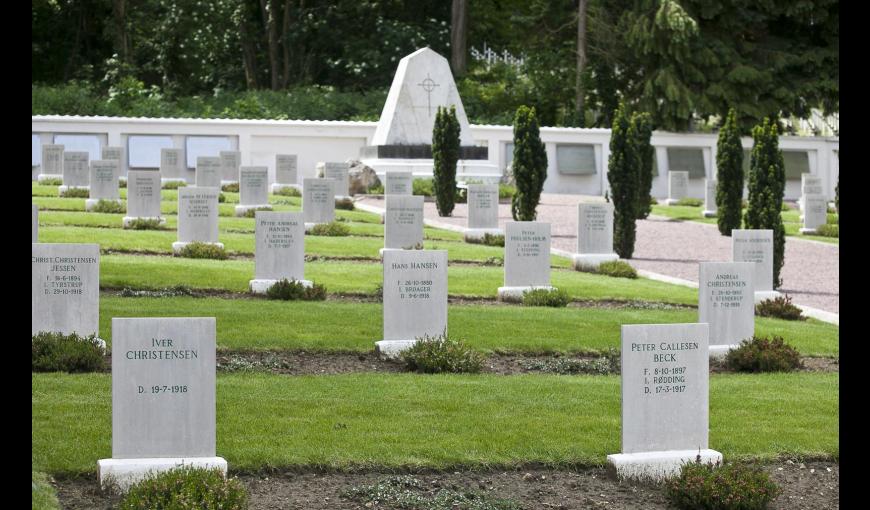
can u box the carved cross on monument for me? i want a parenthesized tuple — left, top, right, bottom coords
(417, 73, 440, 116)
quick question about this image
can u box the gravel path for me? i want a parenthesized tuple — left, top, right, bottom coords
(358, 194, 839, 313)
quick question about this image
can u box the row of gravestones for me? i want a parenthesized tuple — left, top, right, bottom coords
(665, 170, 830, 232)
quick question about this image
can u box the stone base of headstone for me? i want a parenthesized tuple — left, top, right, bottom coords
(662, 198, 681, 206)
(605, 449, 722, 482)
(172, 241, 224, 254)
(122, 216, 167, 228)
(271, 183, 301, 194)
(97, 457, 227, 492)
(799, 227, 819, 235)
(708, 344, 739, 359)
(85, 198, 123, 211)
(702, 210, 717, 218)
(463, 228, 504, 242)
(249, 279, 313, 294)
(58, 185, 90, 195)
(161, 178, 187, 186)
(571, 253, 619, 271)
(375, 339, 417, 358)
(754, 290, 783, 303)
(234, 204, 273, 217)
(497, 285, 557, 303)
(37, 174, 63, 183)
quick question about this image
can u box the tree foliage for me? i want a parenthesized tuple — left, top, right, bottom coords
(432, 105, 460, 217)
(510, 106, 547, 221)
(715, 108, 744, 235)
(632, 112, 654, 219)
(607, 103, 639, 258)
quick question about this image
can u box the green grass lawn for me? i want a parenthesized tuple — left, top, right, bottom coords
(97, 296, 839, 356)
(31, 371, 839, 474)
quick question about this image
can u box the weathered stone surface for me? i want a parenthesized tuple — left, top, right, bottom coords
(385, 172, 413, 195)
(126, 171, 162, 219)
(504, 222, 551, 287)
(698, 262, 755, 353)
(63, 151, 90, 187)
(348, 160, 381, 195)
(239, 167, 270, 206)
(220, 151, 241, 182)
(802, 195, 828, 232)
(302, 178, 335, 225)
(732, 230, 774, 292)
(665, 171, 689, 204)
(382, 250, 448, 342)
(275, 154, 298, 185)
(102, 146, 124, 163)
(384, 195, 424, 249)
(195, 157, 222, 188)
(467, 184, 499, 229)
(32, 243, 100, 337)
(177, 187, 220, 243)
(254, 211, 305, 281)
(161, 148, 185, 180)
(40, 144, 64, 176)
(317, 162, 350, 197)
(89, 160, 121, 200)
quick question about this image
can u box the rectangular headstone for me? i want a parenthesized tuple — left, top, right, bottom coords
(41, 144, 64, 175)
(385, 195, 425, 249)
(239, 166, 269, 206)
(467, 184, 499, 229)
(161, 148, 185, 179)
(803, 195, 828, 231)
(385, 172, 413, 195)
(732, 230, 774, 292)
(102, 146, 124, 162)
(321, 162, 350, 197)
(302, 178, 335, 224)
(177, 187, 220, 243)
(698, 262, 755, 348)
(619, 323, 710, 453)
(126, 171, 162, 218)
(801, 174, 823, 196)
(383, 250, 448, 341)
(220, 151, 241, 182)
(504, 222, 551, 287)
(668, 171, 689, 200)
(255, 211, 305, 281)
(31, 243, 100, 336)
(89, 160, 121, 200)
(275, 154, 298, 185)
(577, 202, 614, 255)
(63, 151, 90, 187)
(32, 205, 38, 243)
(195, 157, 222, 188)
(110, 317, 216, 458)
(704, 179, 717, 213)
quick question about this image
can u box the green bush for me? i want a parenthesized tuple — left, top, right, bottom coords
(309, 221, 350, 236)
(60, 187, 89, 198)
(335, 197, 355, 210)
(32, 471, 59, 510)
(400, 331, 485, 374)
(522, 288, 570, 307)
(91, 199, 126, 213)
(272, 186, 301, 197)
(666, 460, 781, 510)
(597, 260, 638, 279)
(725, 336, 802, 373)
(413, 178, 434, 197)
(218, 193, 226, 203)
(499, 183, 516, 199)
(117, 467, 248, 510)
(755, 295, 805, 321)
(432, 105, 460, 216)
(39, 177, 63, 186)
(511, 105, 548, 221)
(221, 182, 239, 193)
(264, 279, 327, 301)
(607, 102, 639, 258)
(162, 180, 187, 190)
(466, 233, 505, 247)
(177, 242, 228, 260)
(675, 197, 704, 207)
(341, 475, 520, 510)
(242, 207, 273, 218)
(367, 184, 385, 194)
(814, 223, 838, 238)
(125, 217, 165, 230)
(716, 109, 745, 236)
(32, 331, 104, 373)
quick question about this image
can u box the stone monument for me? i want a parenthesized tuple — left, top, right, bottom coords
(173, 187, 222, 253)
(464, 184, 503, 242)
(271, 154, 299, 193)
(161, 148, 186, 185)
(498, 222, 556, 301)
(702, 178, 717, 217)
(123, 171, 165, 228)
(663, 171, 689, 206)
(220, 150, 241, 185)
(59, 151, 90, 195)
(571, 202, 619, 270)
(698, 262, 755, 358)
(235, 166, 272, 216)
(38, 144, 64, 182)
(732, 229, 780, 302)
(250, 211, 310, 294)
(85, 160, 122, 211)
(302, 178, 335, 230)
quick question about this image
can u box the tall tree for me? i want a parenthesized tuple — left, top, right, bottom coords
(608, 102, 639, 258)
(575, 0, 588, 126)
(715, 108, 744, 236)
(260, 0, 281, 90)
(450, 0, 468, 76)
(112, 0, 129, 63)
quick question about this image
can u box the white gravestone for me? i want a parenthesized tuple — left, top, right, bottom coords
(271, 154, 300, 193)
(32, 205, 38, 243)
(498, 222, 556, 301)
(383, 195, 424, 254)
(376, 249, 448, 357)
(97, 317, 226, 491)
(800, 195, 828, 234)
(606, 323, 721, 481)
(123, 171, 165, 228)
(702, 179, 717, 217)
(39, 144, 64, 182)
(31, 243, 101, 340)
(663, 171, 689, 205)
(60, 151, 90, 194)
(698, 262, 755, 358)
(799, 174, 823, 216)
(102, 146, 126, 185)
(250, 211, 310, 293)
(732, 229, 780, 302)
(85, 160, 122, 211)
(160, 148, 186, 184)
(464, 184, 503, 242)
(572, 202, 619, 270)
(318, 162, 351, 199)
(385, 172, 413, 195)
(220, 150, 241, 185)
(302, 178, 335, 229)
(173, 187, 222, 253)
(195, 156, 222, 188)
(235, 166, 272, 216)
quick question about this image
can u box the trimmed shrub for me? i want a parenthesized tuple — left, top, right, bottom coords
(400, 331, 484, 374)
(597, 260, 637, 279)
(125, 217, 165, 230)
(633, 112, 654, 219)
(265, 279, 327, 301)
(511, 105, 548, 221)
(666, 460, 781, 510)
(162, 180, 187, 190)
(335, 197, 355, 210)
(221, 182, 239, 192)
(91, 199, 126, 214)
(118, 467, 248, 510)
(272, 186, 300, 197)
(60, 187, 89, 198)
(725, 336, 802, 373)
(607, 102, 639, 258)
(755, 295, 805, 321)
(32, 331, 104, 373)
(522, 288, 570, 307)
(40, 177, 63, 186)
(466, 233, 505, 247)
(716, 108, 745, 236)
(814, 223, 838, 238)
(177, 242, 228, 260)
(309, 221, 350, 236)
(412, 178, 434, 197)
(675, 197, 703, 207)
(432, 105, 460, 216)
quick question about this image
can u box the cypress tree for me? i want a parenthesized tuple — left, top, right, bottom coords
(744, 117, 786, 288)
(432, 105, 460, 217)
(715, 108, 744, 236)
(511, 105, 548, 221)
(607, 102, 639, 258)
(633, 112, 654, 219)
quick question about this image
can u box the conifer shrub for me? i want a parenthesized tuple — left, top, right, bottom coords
(432, 105, 460, 216)
(510, 105, 547, 221)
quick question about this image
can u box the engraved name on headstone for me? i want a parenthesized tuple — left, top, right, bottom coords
(31, 243, 100, 337)
(698, 262, 754, 356)
(302, 178, 335, 225)
(385, 195, 425, 249)
(385, 172, 413, 195)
